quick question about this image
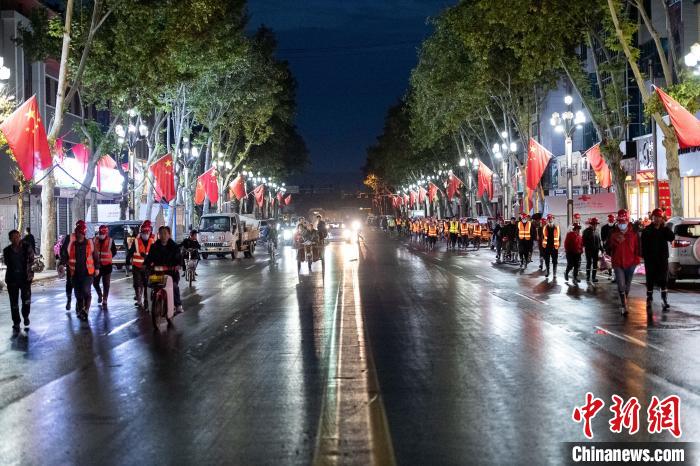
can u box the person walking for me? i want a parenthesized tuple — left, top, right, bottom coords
(517, 214, 533, 269)
(601, 214, 616, 281)
(542, 214, 561, 278)
(23, 227, 36, 254)
(582, 218, 603, 282)
(3, 230, 34, 331)
(93, 225, 117, 308)
(641, 208, 675, 315)
(564, 224, 583, 283)
(66, 221, 96, 321)
(607, 209, 640, 315)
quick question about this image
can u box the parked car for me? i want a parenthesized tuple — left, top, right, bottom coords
(666, 216, 700, 282)
(107, 221, 144, 270)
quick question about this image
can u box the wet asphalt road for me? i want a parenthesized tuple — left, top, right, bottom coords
(0, 229, 699, 465)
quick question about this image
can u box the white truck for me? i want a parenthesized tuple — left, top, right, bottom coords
(198, 213, 261, 259)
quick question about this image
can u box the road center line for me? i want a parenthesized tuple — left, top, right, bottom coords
(106, 318, 140, 336)
(514, 292, 549, 305)
(475, 274, 495, 283)
(594, 326, 664, 352)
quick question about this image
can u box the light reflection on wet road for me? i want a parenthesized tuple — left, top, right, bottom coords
(0, 230, 698, 465)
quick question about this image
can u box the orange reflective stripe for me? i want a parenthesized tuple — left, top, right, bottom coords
(94, 238, 113, 266)
(132, 236, 154, 268)
(68, 237, 95, 275)
(543, 225, 560, 249)
(518, 221, 531, 240)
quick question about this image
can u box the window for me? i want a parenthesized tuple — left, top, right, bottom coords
(572, 164, 578, 176)
(45, 77, 57, 107)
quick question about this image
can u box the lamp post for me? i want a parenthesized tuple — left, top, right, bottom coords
(181, 143, 200, 228)
(116, 109, 149, 220)
(550, 95, 586, 227)
(493, 139, 518, 220)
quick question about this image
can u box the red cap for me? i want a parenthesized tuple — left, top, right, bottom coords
(589, 217, 599, 224)
(617, 209, 629, 222)
(651, 208, 663, 218)
(140, 220, 152, 233)
(574, 212, 581, 220)
(607, 214, 615, 221)
(98, 225, 108, 234)
(547, 214, 555, 220)
(75, 221, 87, 235)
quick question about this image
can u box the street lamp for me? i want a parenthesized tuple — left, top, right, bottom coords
(493, 139, 517, 219)
(551, 95, 586, 226)
(116, 111, 149, 220)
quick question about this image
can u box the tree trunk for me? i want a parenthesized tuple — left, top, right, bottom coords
(661, 129, 683, 214)
(40, 0, 74, 269)
(601, 142, 628, 210)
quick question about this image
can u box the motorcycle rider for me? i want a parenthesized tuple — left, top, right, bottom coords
(127, 220, 155, 309)
(145, 225, 183, 314)
(92, 225, 117, 308)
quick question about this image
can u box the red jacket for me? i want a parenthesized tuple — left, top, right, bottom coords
(608, 227, 640, 269)
(564, 231, 583, 254)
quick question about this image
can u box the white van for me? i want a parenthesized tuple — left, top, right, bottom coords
(198, 213, 260, 259)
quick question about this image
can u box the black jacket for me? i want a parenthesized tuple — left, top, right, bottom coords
(601, 223, 614, 244)
(582, 226, 602, 253)
(145, 239, 182, 269)
(641, 224, 674, 265)
(3, 242, 35, 285)
(501, 223, 517, 241)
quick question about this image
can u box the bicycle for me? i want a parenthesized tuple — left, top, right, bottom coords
(147, 268, 176, 330)
(184, 249, 198, 287)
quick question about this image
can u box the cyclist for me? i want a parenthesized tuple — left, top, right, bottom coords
(180, 229, 201, 279)
(127, 220, 155, 309)
(145, 225, 183, 314)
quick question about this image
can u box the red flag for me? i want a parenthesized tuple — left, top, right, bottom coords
(0, 95, 52, 180)
(403, 193, 409, 206)
(276, 191, 284, 204)
(418, 186, 426, 205)
(55, 137, 65, 162)
(583, 143, 611, 189)
(229, 174, 246, 201)
(194, 177, 206, 205)
(253, 184, 265, 208)
(284, 194, 292, 206)
(96, 154, 117, 192)
(409, 190, 417, 208)
(428, 182, 438, 203)
(447, 173, 463, 200)
(655, 87, 700, 148)
(206, 167, 219, 205)
(149, 153, 176, 202)
(526, 138, 552, 190)
(477, 160, 494, 201)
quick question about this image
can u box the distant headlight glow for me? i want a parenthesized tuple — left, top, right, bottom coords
(283, 229, 293, 241)
(351, 220, 361, 231)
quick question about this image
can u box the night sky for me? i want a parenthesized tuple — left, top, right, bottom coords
(247, 0, 451, 184)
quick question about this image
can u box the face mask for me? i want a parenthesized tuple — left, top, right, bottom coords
(141, 233, 150, 240)
(98, 234, 106, 240)
(548, 221, 553, 226)
(618, 223, 627, 231)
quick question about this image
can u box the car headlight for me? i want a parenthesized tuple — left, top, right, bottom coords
(283, 229, 293, 241)
(351, 220, 361, 231)
(343, 229, 352, 239)
(221, 242, 230, 247)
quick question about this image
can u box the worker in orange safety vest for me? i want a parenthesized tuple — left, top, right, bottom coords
(127, 220, 156, 309)
(92, 225, 117, 308)
(542, 214, 561, 278)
